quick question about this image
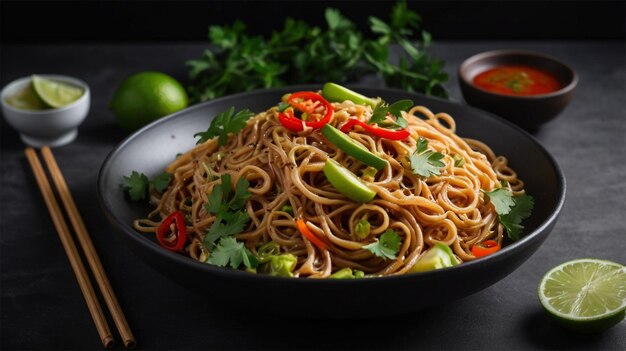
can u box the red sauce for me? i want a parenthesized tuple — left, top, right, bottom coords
(473, 65, 562, 96)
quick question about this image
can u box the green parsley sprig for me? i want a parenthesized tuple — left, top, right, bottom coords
(484, 188, 535, 241)
(123, 171, 172, 201)
(194, 107, 255, 146)
(187, 1, 447, 103)
(368, 99, 413, 129)
(409, 137, 445, 178)
(203, 174, 256, 269)
(363, 229, 402, 260)
(207, 236, 257, 269)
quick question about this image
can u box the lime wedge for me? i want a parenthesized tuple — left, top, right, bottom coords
(538, 258, 626, 333)
(4, 84, 47, 110)
(31, 75, 84, 108)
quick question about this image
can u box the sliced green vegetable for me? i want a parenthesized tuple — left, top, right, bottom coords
(322, 124, 388, 170)
(321, 82, 381, 108)
(323, 158, 376, 203)
(329, 267, 365, 279)
(409, 243, 459, 273)
(256, 241, 297, 277)
(257, 254, 298, 277)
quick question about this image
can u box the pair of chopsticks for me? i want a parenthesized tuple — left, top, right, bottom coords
(25, 147, 135, 349)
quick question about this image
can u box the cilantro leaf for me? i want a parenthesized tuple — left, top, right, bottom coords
(499, 194, 534, 241)
(395, 115, 408, 128)
(409, 137, 445, 177)
(194, 107, 255, 146)
(122, 171, 149, 201)
(368, 99, 413, 128)
(416, 136, 428, 153)
(484, 188, 516, 215)
(229, 177, 251, 210)
(387, 99, 413, 118)
(204, 221, 228, 246)
(205, 210, 251, 245)
(369, 105, 389, 125)
(221, 211, 251, 237)
(485, 188, 534, 241)
(205, 185, 223, 214)
(206, 236, 258, 269)
(151, 172, 171, 194)
(363, 229, 402, 260)
(203, 173, 252, 247)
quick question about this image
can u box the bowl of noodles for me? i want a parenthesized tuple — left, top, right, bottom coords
(98, 84, 565, 317)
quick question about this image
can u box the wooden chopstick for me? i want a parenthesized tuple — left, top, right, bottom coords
(25, 147, 114, 349)
(25, 147, 135, 348)
(40, 146, 136, 349)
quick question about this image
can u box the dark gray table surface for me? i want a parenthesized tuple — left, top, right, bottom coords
(1, 41, 625, 350)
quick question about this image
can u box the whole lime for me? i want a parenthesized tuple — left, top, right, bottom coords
(110, 72, 188, 132)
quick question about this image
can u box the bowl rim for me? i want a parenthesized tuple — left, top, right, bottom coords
(458, 49, 578, 100)
(97, 84, 567, 285)
(0, 74, 90, 115)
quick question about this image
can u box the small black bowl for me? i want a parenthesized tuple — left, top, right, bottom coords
(459, 50, 577, 130)
(98, 86, 566, 318)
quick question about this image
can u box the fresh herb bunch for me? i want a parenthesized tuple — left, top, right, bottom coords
(187, 1, 448, 103)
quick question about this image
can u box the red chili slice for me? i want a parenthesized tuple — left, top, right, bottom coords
(340, 118, 410, 140)
(156, 211, 187, 252)
(278, 91, 333, 132)
(471, 240, 501, 258)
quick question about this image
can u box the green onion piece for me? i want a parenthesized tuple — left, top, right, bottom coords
(453, 154, 465, 167)
(361, 166, 378, 181)
(329, 267, 366, 279)
(355, 219, 371, 239)
(281, 205, 294, 215)
(258, 241, 281, 257)
(330, 267, 355, 279)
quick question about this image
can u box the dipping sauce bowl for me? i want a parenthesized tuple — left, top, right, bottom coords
(459, 50, 577, 130)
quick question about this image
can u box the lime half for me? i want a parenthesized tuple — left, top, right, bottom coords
(4, 84, 47, 110)
(31, 75, 84, 108)
(538, 258, 626, 333)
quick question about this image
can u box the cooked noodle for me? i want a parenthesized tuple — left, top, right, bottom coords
(133, 96, 526, 278)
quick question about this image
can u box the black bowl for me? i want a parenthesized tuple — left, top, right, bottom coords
(98, 86, 566, 318)
(459, 50, 577, 130)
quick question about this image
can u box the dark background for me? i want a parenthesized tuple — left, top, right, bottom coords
(1, 1, 626, 351)
(1, 0, 625, 43)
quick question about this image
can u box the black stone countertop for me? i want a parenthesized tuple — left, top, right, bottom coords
(1, 41, 624, 350)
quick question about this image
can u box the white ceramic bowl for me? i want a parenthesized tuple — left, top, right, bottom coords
(1, 75, 90, 147)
